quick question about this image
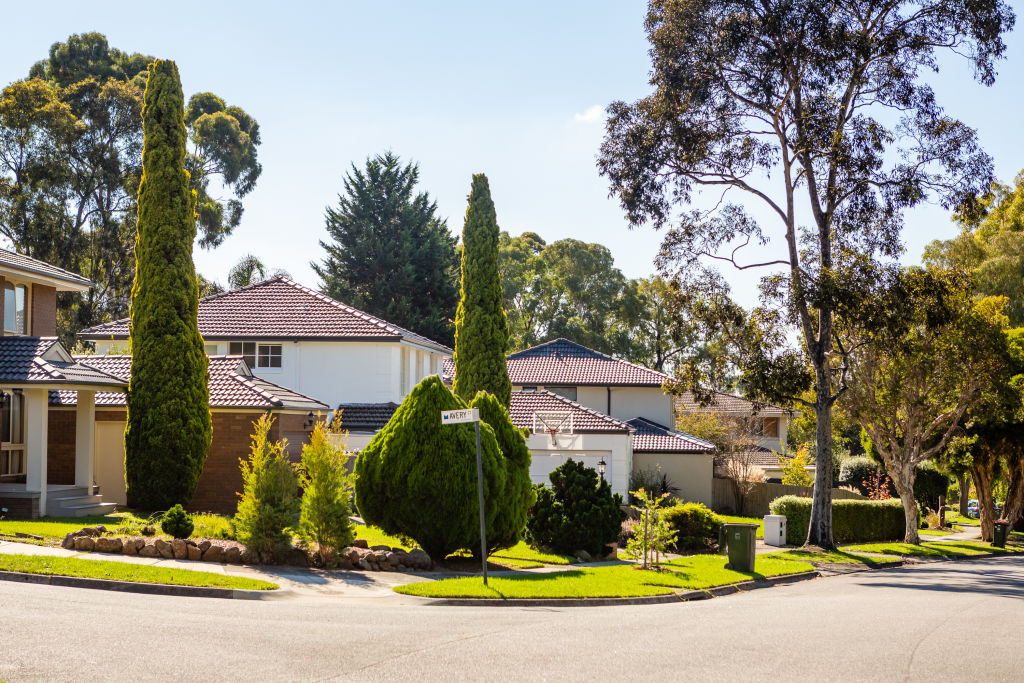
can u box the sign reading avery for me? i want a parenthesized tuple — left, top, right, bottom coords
(441, 408, 479, 425)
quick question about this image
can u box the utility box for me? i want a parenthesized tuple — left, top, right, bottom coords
(722, 523, 758, 572)
(764, 515, 787, 547)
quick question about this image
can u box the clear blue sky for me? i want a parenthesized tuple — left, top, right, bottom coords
(1, 1, 1021, 305)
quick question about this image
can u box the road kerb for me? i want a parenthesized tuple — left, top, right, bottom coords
(0, 569, 287, 600)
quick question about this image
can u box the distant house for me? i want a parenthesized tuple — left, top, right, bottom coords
(78, 276, 452, 411)
(675, 390, 792, 454)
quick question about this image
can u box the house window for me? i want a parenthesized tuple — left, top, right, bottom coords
(546, 386, 577, 401)
(0, 390, 25, 477)
(229, 342, 282, 368)
(3, 282, 27, 335)
(762, 417, 779, 438)
(204, 343, 219, 355)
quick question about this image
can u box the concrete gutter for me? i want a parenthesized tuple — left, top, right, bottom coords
(0, 569, 288, 600)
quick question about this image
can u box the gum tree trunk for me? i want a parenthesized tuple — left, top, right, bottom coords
(972, 462, 997, 542)
(1001, 451, 1024, 528)
(805, 369, 834, 549)
(889, 462, 920, 544)
(958, 474, 969, 517)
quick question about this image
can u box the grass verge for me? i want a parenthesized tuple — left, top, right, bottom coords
(0, 554, 277, 590)
(919, 529, 954, 537)
(762, 549, 895, 566)
(718, 515, 764, 539)
(843, 540, 1023, 558)
(395, 556, 812, 599)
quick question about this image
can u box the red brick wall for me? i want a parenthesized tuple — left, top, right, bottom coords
(0, 495, 38, 518)
(30, 284, 56, 337)
(47, 409, 77, 485)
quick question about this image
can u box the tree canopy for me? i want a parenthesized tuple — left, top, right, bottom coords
(0, 32, 261, 340)
(599, 0, 1014, 548)
(313, 152, 458, 345)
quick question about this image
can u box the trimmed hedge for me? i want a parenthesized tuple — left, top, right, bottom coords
(661, 503, 722, 553)
(769, 496, 905, 545)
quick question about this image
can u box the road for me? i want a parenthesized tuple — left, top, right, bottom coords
(2, 556, 1023, 681)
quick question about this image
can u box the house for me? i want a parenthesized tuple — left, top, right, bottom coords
(78, 276, 453, 411)
(675, 390, 791, 454)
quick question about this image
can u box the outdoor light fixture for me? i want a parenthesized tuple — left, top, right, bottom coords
(598, 458, 607, 483)
(305, 411, 316, 427)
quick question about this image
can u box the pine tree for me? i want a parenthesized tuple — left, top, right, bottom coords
(453, 174, 512, 406)
(124, 60, 212, 510)
(312, 152, 458, 345)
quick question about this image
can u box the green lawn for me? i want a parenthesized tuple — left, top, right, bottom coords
(946, 513, 979, 527)
(395, 556, 813, 599)
(919, 528, 954, 537)
(0, 511, 234, 543)
(762, 549, 895, 566)
(490, 542, 577, 566)
(718, 515, 764, 539)
(0, 554, 277, 590)
(843, 540, 1022, 558)
(352, 524, 415, 551)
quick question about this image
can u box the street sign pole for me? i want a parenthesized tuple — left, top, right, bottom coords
(441, 408, 488, 585)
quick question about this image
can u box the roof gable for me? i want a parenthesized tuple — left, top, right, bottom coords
(0, 249, 92, 290)
(78, 276, 452, 354)
(0, 337, 125, 388)
(510, 389, 632, 433)
(501, 338, 668, 387)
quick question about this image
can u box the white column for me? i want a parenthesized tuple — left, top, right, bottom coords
(75, 391, 95, 489)
(24, 388, 48, 515)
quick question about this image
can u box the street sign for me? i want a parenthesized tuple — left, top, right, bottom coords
(441, 408, 479, 425)
(441, 406, 488, 585)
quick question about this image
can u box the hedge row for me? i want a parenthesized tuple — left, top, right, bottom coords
(769, 496, 905, 545)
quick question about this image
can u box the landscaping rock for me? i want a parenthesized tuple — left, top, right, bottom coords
(94, 525, 107, 534)
(138, 543, 160, 558)
(575, 550, 592, 562)
(240, 547, 256, 564)
(155, 539, 174, 559)
(370, 544, 391, 551)
(343, 547, 361, 564)
(396, 564, 407, 572)
(407, 549, 431, 570)
(14, 531, 43, 540)
(352, 539, 369, 549)
(386, 552, 401, 566)
(141, 526, 155, 536)
(122, 539, 140, 556)
(187, 544, 202, 561)
(73, 536, 95, 551)
(172, 539, 188, 560)
(357, 558, 372, 571)
(61, 532, 78, 549)
(95, 537, 123, 553)
(198, 539, 212, 553)
(202, 545, 224, 563)
(224, 547, 242, 564)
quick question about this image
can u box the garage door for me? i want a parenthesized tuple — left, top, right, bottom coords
(529, 451, 610, 485)
(94, 421, 127, 505)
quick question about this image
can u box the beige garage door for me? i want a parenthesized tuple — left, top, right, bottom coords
(94, 421, 127, 505)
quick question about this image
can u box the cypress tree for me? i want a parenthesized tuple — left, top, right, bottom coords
(453, 174, 512, 406)
(124, 60, 212, 510)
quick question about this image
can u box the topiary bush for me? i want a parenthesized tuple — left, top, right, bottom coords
(469, 391, 535, 551)
(526, 459, 626, 557)
(354, 376, 505, 560)
(233, 414, 300, 559)
(769, 496, 905, 545)
(661, 502, 722, 553)
(161, 504, 194, 539)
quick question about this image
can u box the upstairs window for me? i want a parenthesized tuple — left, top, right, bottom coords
(546, 386, 577, 401)
(4, 282, 27, 334)
(229, 342, 282, 368)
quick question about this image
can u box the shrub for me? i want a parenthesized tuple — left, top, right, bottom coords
(354, 376, 505, 560)
(297, 421, 355, 566)
(233, 414, 300, 558)
(628, 467, 679, 505)
(526, 459, 626, 557)
(623, 489, 677, 568)
(841, 457, 950, 508)
(914, 461, 950, 510)
(470, 391, 535, 551)
(160, 504, 194, 539)
(839, 456, 888, 496)
(661, 502, 722, 553)
(769, 496, 904, 545)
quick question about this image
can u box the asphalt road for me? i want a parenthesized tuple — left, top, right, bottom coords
(2, 556, 1023, 682)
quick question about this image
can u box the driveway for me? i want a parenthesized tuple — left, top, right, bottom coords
(2, 555, 1023, 681)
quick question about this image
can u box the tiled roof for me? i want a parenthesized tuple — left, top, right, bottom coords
(625, 417, 714, 453)
(675, 391, 787, 416)
(334, 403, 399, 432)
(505, 339, 668, 386)
(50, 355, 327, 411)
(0, 249, 92, 289)
(77, 276, 452, 354)
(510, 390, 631, 433)
(0, 337, 125, 388)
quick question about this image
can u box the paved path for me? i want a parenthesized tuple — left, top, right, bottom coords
(2, 553, 1024, 681)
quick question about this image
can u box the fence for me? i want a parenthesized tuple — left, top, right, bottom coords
(712, 477, 867, 517)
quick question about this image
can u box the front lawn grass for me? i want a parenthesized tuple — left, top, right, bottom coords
(762, 549, 894, 566)
(448, 542, 578, 570)
(946, 513, 979, 527)
(0, 554, 277, 590)
(395, 556, 813, 599)
(352, 524, 415, 551)
(919, 528, 954, 537)
(843, 540, 1022, 558)
(718, 515, 764, 539)
(0, 511, 234, 543)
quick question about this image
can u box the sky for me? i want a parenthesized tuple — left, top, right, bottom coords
(1, 1, 1022, 308)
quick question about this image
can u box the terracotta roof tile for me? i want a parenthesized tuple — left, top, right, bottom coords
(0, 337, 125, 388)
(625, 417, 714, 453)
(510, 390, 631, 433)
(78, 276, 452, 354)
(0, 249, 92, 288)
(675, 391, 786, 415)
(334, 403, 399, 432)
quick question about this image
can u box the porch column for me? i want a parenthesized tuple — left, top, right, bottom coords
(24, 388, 49, 515)
(75, 391, 95, 489)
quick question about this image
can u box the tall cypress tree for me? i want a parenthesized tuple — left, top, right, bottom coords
(124, 60, 212, 510)
(453, 174, 511, 406)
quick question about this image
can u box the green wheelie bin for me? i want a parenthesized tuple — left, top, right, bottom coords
(992, 520, 1010, 548)
(721, 522, 759, 572)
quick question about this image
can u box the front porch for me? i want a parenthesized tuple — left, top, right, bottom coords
(0, 483, 113, 519)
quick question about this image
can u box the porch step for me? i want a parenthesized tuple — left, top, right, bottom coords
(55, 501, 118, 517)
(46, 486, 117, 517)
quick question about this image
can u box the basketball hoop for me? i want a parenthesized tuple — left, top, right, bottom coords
(533, 411, 574, 447)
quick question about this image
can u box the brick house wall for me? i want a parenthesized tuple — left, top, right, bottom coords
(30, 284, 57, 337)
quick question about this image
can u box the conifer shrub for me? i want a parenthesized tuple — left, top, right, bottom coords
(297, 420, 355, 566)
(661, 502, 722, 553)
(354, 376, 505, 560)
(233, 414, 300, 558)
(160, 504, 194, 539)
(124, 59, 212, 510)
(526, 459, 626, 557)
(469, 391, 535, 551)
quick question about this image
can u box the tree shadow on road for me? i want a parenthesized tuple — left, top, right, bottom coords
(854, 556, 1024, 601)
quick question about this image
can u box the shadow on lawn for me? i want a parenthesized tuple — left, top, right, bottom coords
(855, 555, 1024, 600)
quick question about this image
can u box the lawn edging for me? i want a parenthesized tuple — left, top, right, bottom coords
(0, 568, 288, 600)
(402, 569, 821, 607)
